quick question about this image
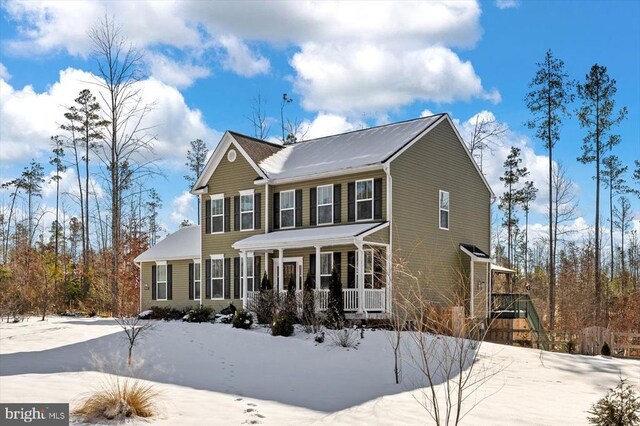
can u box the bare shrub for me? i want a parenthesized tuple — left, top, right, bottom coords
(329, 327, 359, 348)
(114, 316, 155, 366)
(74, 375, 159, 421)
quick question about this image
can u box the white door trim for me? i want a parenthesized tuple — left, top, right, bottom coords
(273, 256, 304, 291)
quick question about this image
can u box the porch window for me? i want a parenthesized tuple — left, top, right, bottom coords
(240, 190, 254, 231)
(280, 190, 295, 229)
(320, 252, 333, 289)
(211, 255, 224, 299)
(356, 249, 374, 288)
(356, 179, 373, 221)
(317, 184, 333, 225)
(211, 194, 224, 233)
(241, 254, 255, 292)
(439, 190, 449, 230)
(156, 263, 167, 300)
(194, 261, 201, 300)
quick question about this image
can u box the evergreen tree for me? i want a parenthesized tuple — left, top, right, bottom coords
(302, 271, 316, 328)
(499, 147, 529, 267)
(327, 266, 345, 328)
(602, 155, 628, 282)
(184, 139, 209, 224)
(20, 160, 45, 246)
(525, 49, 573, 331)
(520, 180, 538, 281)
(576, 64, 628, 325)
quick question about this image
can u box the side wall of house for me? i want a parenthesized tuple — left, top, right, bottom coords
(390, 119, 492, 315)
(140, 259, 197, 311)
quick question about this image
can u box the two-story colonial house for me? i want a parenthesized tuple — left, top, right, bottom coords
(135, 113, 497, 320)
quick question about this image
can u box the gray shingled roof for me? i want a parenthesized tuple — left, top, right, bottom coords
(230, 131, 283, 167)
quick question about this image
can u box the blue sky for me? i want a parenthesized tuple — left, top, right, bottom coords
(0, 0, 638, 244)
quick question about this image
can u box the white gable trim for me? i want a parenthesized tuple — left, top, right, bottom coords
(191, 132, 269, 193)
(386, 114, 495, 201)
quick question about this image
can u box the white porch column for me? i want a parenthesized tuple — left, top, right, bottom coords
(385, 244, 391, 314)
(315, 245, 321, 290)
(470, 260, 475, 318)
(356, 243, 365, 313)
(242, 250, 248, 308)
(278, 248, 284, 293)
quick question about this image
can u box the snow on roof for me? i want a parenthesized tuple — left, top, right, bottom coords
(134, 225, 201, 263)
(233, 223, 384, 250)
(258, 115, 443, 181)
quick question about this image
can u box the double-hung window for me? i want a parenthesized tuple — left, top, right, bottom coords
(241, 254, 255, 292)
(356, 179, 373, 221)
(211, 255, 224, 299)
(280, 190, 295, 228)
(355, 249, 374, 289)
(317, 184, 333, 225)
(194, 261, 201, 300)
(240, 190, 254, 231)
(439, 190, 449, 230)
(211, 194, 224, 233)
(156, 262, 167, 300)
(320, 252, 333, 289)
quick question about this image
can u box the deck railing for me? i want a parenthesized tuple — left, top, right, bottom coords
(246, 288, 385, 312)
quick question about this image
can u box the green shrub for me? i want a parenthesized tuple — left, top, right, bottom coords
(148, 306, 187, 321)
(184, 306, 214, 323)
(271, 315, 294, 337)
(326, 266, 345, 329)
(588, 377, 640, 425)
(232, 309, 254, 329)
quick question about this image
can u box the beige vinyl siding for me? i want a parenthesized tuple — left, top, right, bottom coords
(363, 226, 389, 245)
(390, 119, 491, 310)
(269, 171, 387, 230)
(200, 145, 266, 311)
(473, 262, 489, 318)
(140, 259, 197, 311)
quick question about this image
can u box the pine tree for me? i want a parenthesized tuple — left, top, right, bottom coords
(520, 180, 538, 281)
(499, 147, 529, 268)
(327, 266, 344, 328)
(577, 64, 628, 325)
(302, 271, 316, 329)
(602, 155, 627, 283)
(184, 139, 209, 224)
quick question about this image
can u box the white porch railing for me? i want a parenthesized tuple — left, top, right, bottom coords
(246, 288, 385, 313)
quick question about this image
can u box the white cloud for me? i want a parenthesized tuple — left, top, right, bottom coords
(170, 190, 195, 224)
(0, 68, 220, 166)
(495, 0, 519, 10)
(0, 63, 11, 80)
(145, 52, 210, 88)
(219, 36, 270, 77)
(302, 113, 366, 140)
(291, 43, 500, 114)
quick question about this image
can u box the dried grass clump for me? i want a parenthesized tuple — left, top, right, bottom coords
(74, 375, 159, 420)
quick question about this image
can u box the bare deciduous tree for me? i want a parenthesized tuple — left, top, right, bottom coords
(247, 92, 270, 140)
(467, 115, 507, 172)
(114, 315, 155, 366)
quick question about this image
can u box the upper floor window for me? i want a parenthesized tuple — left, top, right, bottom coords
(211, 194, 224, 233)
(356, 179, 373, 221)
(156, 262, 167, 300)
(320, 252, 333, 289)
(317, 184, 333, 225)
(240, 190, 254, 231)
(280, 190, 295, 229)
(194, 261, 201, 300)
(439, 190, 449, 230)
(211, 255, 225, 299)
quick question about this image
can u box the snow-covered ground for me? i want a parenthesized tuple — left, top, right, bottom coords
(1, 317, 638, 425)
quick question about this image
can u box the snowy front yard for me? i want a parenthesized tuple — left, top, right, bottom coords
(1, 317, 638, 425)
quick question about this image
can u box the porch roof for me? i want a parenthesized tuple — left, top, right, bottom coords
(491, 264, 515, 274)
(232, 222, 386, 251)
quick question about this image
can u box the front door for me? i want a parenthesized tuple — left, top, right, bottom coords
(283, 262, 297, 292)
(273, 257, 303, 292)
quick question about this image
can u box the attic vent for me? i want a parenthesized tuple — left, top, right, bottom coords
(227, 149, 237, 162)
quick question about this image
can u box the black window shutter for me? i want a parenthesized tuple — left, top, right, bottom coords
(254, 256, 261, 290)
(295, 189, 303, 227)
(273, 192, 280, 229)
(224, 258, 231, 299)
(374, 248, 384, 288)
(254, 193, 262, 229)
(188, 263, 194, 300)
(167, 264, 173, 300)
(205, 259, 211, 299)
(234, 257, 241, 299)
(334, 184, 342, 223)
(151, 265, 157, 300)
(234, 196, 240, 231)
(309, 254, 316, 278)
(224, 197, 231, 232)
(205, 199, 211, 234)
(347, 251, 356, 289)
(347, 182, 355, 222)
(374, 178, 383, 220)
(309, 188, 317, 226)
(333, 252, 341, 279)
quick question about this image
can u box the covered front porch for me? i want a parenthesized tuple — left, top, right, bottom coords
(232, 223, 391, 316)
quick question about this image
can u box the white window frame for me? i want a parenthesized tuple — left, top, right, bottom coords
(193, 259, 201, 301)
(280, 189, 296, 229)
(210, 254, 225, 300)
(155, 261, 168, 301)
(355, 178, 374, 221)
(240, 252, 255, 293)
(356, 249, 375, 289)
(317, 184, 333, 225)
(439, 190, 450, 230)
(320, 252, 334, 289)
(210, 193, 224, 234)
(239, 189, 254, 232)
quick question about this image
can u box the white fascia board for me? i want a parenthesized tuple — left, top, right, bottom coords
(233, 236, 356, 251)
(253, 164, 384, 186)
(357, 222, 389, 239)
(384, 114, 447, 164)
(460, 245, 492, 262)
